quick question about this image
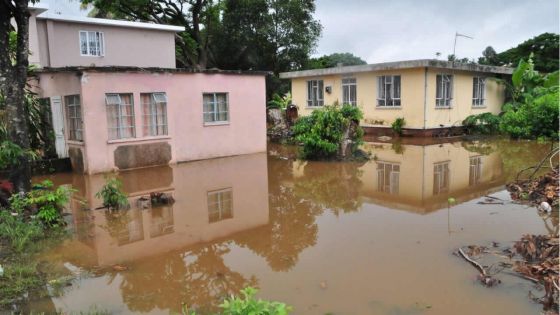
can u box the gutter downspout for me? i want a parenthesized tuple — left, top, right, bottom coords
(423, 67, 428, 130)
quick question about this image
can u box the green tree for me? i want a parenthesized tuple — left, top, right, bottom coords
(478, 46, 499, 65)
(480, 33, 559, 73)
(81, 0, 222, 69)
(215, 0, 321, 97)
(0, 1, 37, 193)
(304, 52, 367, 70)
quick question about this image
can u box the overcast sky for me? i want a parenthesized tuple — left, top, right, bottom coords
(39, 0, 559, 63)
(313, 0, 559, 62)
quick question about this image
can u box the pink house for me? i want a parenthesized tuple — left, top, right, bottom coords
(28, 6, 267, 174)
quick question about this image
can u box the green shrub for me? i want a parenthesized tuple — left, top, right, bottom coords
(7, 180, 72, 227)
(96, 177, 129, 209)
(292, 104, 364, 159)
(220, 287, 291, 315)
(496, 55, 559, 139)
(462, 112, 501, 135)
(391, 117, 405, 135)
(0, 211, 43, 252)
(267, 93, 292, 110)
(0, 140, 38, 170)
(501, 90, 559, 139)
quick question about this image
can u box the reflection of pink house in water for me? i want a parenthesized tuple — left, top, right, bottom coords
(46, 153, 269, 266)
(28, 6, 266, 174)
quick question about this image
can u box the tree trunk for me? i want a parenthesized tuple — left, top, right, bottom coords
(191, 0, 207, 69)
(0, 0, 32, 193)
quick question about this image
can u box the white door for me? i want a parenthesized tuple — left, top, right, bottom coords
(50, 96, 68, 158)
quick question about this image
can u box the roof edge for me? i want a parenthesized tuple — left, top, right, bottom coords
(279, 59, 514, 79)
(36, 13, 185, 32)
(34, 66, 270, 76)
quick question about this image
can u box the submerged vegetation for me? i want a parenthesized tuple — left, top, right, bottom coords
(183, 287, 292, 315)
(95, 177, 129, 209)
(391, 117, 406, 136)
(292, 104, 364, 160)
(464, 55, 559, 139)
(0, 180, 70, 306)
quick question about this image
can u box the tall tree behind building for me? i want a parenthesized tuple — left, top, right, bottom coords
(83, 0, 322, 97)
(479, 33, 559, 73)
(0, 0, 34, 192)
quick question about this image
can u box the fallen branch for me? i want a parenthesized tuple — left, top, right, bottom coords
(458, 247, 487, 276)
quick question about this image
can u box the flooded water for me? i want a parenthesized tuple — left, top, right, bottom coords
(26, 138, 556, 314)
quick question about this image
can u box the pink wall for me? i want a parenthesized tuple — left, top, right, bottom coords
(35, 19, 177, 68)
(76, 71, 266, 174)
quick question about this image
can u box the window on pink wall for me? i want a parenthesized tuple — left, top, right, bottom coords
(79, 31, 105, 57)
(64, 95, 83, 141)
(203, 93, 229, 124)
(105, 93, 135, 140)
(141, 93, 168, 136)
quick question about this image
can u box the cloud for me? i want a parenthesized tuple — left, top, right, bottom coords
(313, 0, 559, 62)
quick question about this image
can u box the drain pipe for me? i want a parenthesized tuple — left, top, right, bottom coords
(423, 67, 428, 130)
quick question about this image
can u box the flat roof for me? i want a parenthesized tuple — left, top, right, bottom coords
(279, 59, 514, 79)
(35, 66, 269, 76)
(36, 12, 185, 32)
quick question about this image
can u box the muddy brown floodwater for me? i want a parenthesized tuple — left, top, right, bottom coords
(23, 138, 556, 314)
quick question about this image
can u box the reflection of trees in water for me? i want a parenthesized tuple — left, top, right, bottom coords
(462, 138, 552, 181)
(234, 185, 322, 272)
(110, 242, 256, 314)
(293, 161, 364, 216)
(234, 157, 364, 272)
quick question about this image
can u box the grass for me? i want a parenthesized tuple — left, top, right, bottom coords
(0, 259, 43, 305)
(0, 212, 67, 308)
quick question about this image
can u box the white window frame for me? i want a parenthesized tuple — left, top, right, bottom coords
(79, 30, 105, 57)
(306, 79, 324, 107)
(433, 161, 450, 195)
(376, 161, 400, 194)
(436, 74, 453, 108)
(141, 92, 168, 136)
(105, 93, 135, 140)
(341, 77, 357, 106)
(377, 75, 401, 107)
(64, 94, 83, 142)
(469, 156, 483, 186)
(203, 92, 229, 125)
(472, 77, 486, 107)
(207, 188, 233, 223)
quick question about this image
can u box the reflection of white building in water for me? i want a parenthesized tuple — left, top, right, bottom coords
(361, 140, 504, 213)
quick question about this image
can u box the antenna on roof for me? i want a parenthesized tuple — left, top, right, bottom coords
(452, 32, 474, 59)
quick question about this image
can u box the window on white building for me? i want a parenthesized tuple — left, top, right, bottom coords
(105, 93, 135, 140)
(80, 31, 104, 56)
(377, 161, 400, 194)
(472, 77, 486, 107)
(377, 75, 401, 107)
(433, 161, 450, 195)
(307, 80, 324, 107)
(141, 92, 168, 136)
(203, 93, 229, 124)
(436, 74, 453, 107)
(342, 78, 357, 106)
(469, 156, 482, 186)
